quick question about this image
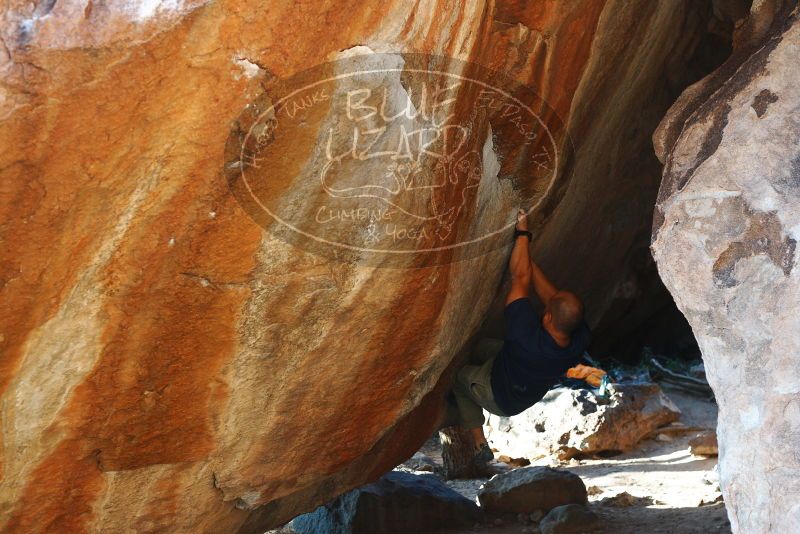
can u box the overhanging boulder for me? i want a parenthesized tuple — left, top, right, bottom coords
(0, 0, 734, 531)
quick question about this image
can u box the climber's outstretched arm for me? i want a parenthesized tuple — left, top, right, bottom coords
(506, 231, 532, 305)
(529, 258, 558, 306)
(506, 209, 559, 306)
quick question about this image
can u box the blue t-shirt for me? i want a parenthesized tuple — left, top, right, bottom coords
(491, 297, 591, 416)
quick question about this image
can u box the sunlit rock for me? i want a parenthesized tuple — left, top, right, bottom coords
(652, 7, 800, 533)
(0, 0, 732, 531)
(485, 384, 680, 460)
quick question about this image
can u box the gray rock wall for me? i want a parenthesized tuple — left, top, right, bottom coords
(652, 7, 800, 533)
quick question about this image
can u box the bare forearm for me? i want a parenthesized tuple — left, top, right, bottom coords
(509, 236, 531, 283)
(529, 258, 558, 304)
(507, 209, 532, 304)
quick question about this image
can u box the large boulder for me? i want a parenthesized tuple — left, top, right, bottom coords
(651, 4, 800, 533)
(291, 471, 481, 534)
(485, 384, 681, 460)
(0, 0, 731, 532)
(477, 466, 587, 513)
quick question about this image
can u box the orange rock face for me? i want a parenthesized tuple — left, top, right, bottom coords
(1, 1, 716, 532)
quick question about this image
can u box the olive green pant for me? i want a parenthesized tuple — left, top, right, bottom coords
(450, 338, 508, 428)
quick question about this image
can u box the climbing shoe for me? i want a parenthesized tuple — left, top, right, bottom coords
(474, 443, 494, 464)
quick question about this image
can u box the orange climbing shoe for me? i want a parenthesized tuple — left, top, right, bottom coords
(566, 364, 607, 388)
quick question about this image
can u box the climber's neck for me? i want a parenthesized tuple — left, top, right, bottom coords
(543, 322, 570, 348)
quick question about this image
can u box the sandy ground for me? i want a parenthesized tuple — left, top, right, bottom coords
(271, 385, 729, 534)
(436, 385, 730, 534)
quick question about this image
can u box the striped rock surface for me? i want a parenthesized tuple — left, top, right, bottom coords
(2, 1, 713, 532)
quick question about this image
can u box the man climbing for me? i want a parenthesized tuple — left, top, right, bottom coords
(448, 209, 591, 464)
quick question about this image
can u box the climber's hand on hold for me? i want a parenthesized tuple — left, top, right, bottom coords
(515, 208, 529, 232)
(507, 209, 532, 305)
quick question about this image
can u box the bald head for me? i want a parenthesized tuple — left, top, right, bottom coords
(547, 291, 584, 335)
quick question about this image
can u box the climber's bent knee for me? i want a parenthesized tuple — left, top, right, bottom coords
(451, 358, 507, 428)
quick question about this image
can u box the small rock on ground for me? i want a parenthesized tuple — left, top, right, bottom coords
(689, 431, 718, 456)
(586, 485, 603, 496)
(529, 509, 544, 522)
(599, 491, 655, 507)
(478, 466, 587, 513)
(540, 504, 599, 534)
